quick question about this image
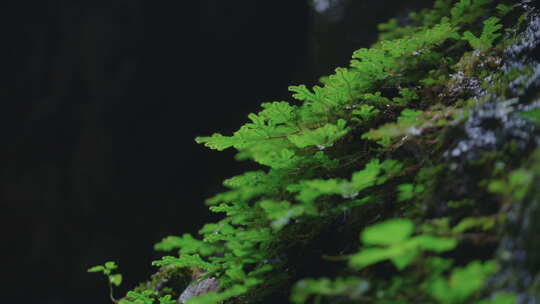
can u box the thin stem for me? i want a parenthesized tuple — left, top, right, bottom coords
(108, 282, 118, 304)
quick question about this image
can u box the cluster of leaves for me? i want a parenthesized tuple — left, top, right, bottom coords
(90, 0, 535, 303)
(149, 157, 405, 304)
(290, 218, 511, 304)
(88, 262, 179, 304)
(121, 290, 176, 304)
(463, 17, 503, 51)
(88, 261, 124, 303)
(88, 261, 124, 288)
(349, 219, 457, 271)
(487, 148, 540, 202)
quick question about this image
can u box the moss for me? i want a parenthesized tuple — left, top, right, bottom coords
(124, 266, 192, 303)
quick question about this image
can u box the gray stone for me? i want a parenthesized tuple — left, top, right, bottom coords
(177, 277, 220, 304)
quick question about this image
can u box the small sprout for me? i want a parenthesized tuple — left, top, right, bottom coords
(88, 261, 123, 303)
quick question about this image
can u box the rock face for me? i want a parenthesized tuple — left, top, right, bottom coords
(446, 99, 540, 161)
(485, 2, 540, 301)
(177, 277, 220, 304)
(434, 2, 540, 302)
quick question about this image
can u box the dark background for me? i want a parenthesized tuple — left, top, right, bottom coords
(2, 1, 431, 303)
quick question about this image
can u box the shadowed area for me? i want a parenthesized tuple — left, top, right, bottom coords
(2, 1, 434, 303)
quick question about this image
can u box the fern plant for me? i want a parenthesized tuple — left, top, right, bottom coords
(90, 0, 533, 303)
(462, 17, 503, 51)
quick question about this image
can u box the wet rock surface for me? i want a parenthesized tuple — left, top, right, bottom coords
(177, 277, 220, 304)
(445, 2, 540, 302)
(447, 2, 540, 162)
(446, 99, 540, 161)
(490, 179, 540, 303)
(505, 1, 540, 101)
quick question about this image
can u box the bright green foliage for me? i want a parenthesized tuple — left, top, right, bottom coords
(88, 261, 122, 286)
(476, 292, 517, 304)
(195, 102, 301, 168)
(258, 200, 302, 230)
(154, 234, 215, 256)
(362, 108, 454, 147)
(488, 168, 534, 201)
(88, 261, 124, 302)
(519, 108, 540, 124)
(290, 277, 370, 304)
(152, 254, 217, 272)
(378, 0, 499, 40)
(420, 216, 498, 236)
(120, 291, 176, 304)
(352, 104, 380, 122)
(350, 219, 457, 270)
(88, 261, 124, 287)
(425, 261, 499, 304)
(377, 0, 454, 40)
(287, 119, 348, 149)
(206, 170, 279, 205)
(463, 17, 503, 51)
(496, 4, 513, 16)
(96, 0, 527, 303)
(420, 218, 453, 235)
(351, 22, 459, 90)
(393, 88, 419, 105)
(397, 183, 425, 201)
(287, 158, 402, 204)
(362, 218, 415, 245)
(196, 8, 463, 168)
(377, 18, 417, 41)
(451, 216, 496, 234)
(450, 0, 492, 25)
(166, 0, 518, 301)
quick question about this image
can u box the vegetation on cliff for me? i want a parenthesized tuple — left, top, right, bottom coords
(90, 0, 540, 303)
